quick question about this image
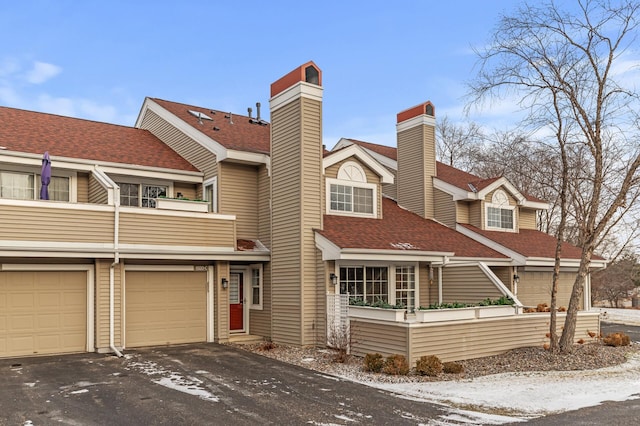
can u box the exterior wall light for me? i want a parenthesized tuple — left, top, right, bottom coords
(221, 277, 228, 289)
(513, 274, 520, 284)
(329, 273, 338, 286)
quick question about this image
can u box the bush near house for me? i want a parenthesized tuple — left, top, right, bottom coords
(363, 353, 384, 373)
(415, 355, 443, 376)
(382, 354, 410, 375)
(603, 332, 631, 347)
(443, 361, 464, 374)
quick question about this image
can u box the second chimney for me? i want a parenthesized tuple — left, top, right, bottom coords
(396, 101, 437, 219)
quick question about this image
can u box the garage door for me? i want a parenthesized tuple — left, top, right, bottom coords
(0, 271, 87, 358)
(125, 271, 207, 348)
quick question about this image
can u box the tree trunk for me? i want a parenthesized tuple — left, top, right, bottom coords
(559, 249, 594, 352)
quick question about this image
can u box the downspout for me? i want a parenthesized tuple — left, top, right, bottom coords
(110, 190, 123, 357)
(438, 256, 448, 305)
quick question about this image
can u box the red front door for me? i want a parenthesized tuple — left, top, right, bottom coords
(229, 272, 244, 331)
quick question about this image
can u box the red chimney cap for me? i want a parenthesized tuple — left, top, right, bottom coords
(396, 101, 435, 123)
(270, 61, 322, 98)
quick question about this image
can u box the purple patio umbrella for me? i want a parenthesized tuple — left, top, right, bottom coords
(40, 151, 51, 200)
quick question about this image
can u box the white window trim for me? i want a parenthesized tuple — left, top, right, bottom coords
(485, 190, 517, 232)
(249, 263, 263, 310)
(0, 166, 77, 202)
(203, 176, 218, 213)
(326, 177, 377, 218)
(335, 261, 419, 308)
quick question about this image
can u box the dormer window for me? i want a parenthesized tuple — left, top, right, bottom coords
(327, 161, 377, 217)
(486, 189, 515, 231)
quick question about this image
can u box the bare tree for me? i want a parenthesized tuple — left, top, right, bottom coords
(469, 0, 640, 352)
(591, 252, 640, 307)
(435, 116, 484, 170)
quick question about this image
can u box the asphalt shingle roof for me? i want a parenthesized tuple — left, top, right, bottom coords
(151, 98, 271, 155)
(0, 105, 197, 172)
(459, 224, 605, 261)
(318, 197, 507, 259)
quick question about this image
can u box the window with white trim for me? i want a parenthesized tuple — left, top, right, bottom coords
(0, 170, 70, 201)
(486, 189, 515, 231)
(395, 266, 415, 311)
(250, 264, 263, 310)
(204, 176, 217, 213)
(339, 266, 388, 304)
(338, 263, 418, 309)
(327, 161, 376, 217)
(117, 182, 167, 208)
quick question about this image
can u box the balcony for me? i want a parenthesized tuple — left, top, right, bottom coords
(0, 198, 237, 259)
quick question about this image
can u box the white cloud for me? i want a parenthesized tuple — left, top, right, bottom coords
(26, 61, 62, 84)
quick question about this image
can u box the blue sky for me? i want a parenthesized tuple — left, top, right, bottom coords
(1, 1, 524, 147)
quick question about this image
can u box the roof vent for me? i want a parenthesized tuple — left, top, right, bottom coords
(249, 102, 268, 126)
(225, 112, 234, 124)
(213, 126, 220, 131)
(188, 110, 213, 125)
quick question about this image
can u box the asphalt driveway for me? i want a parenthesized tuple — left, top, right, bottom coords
(0, 343, 448, 425)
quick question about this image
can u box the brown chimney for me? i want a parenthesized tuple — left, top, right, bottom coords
(396, 101, 436, 219)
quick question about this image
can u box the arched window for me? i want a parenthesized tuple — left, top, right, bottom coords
(486, 189, 515, 231)
(327, 161, 376, 216)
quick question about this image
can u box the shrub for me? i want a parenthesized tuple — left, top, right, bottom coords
(259, 340, 276, 351)
(603, 332, 631, 347)
(327, 324, 351, 363)
(383, 354, 410, 375)
(443, 361, 464, 374)
(363, 353, 384, 373)
(415, 355, 443, 377)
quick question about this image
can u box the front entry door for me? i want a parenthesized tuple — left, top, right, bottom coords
(229, 272, 244, 331)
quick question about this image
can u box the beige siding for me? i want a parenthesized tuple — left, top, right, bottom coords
(434, 188, 456, 228)
(214, 261, 230, 342)
(219, 162, 258, 239)
(518, 271, 580, 308)
(95, 260, 122, 351)
(456, 201, 469, 224)
(381, 168, 397, 201)
(270, 95, 323, 346)
(0, 205, 114, 243)
(77, 172, 89, 203)
(350, 319, 409, 358)
(469, 201, 483, 229)
(119, 211, 235, 247)
(173, 182, 198, 200)
(249, 262, 271, 338)
(441, 265, 503, 304)
(139, 109, 217, 178)
(351, 312, 600, 363)
(397, 123, 436, 219)
(519, 208, 537, 230)
(418, 263, 431, 307)
(257, 164, 271, 248)
(88, 173, 109, 204)
(490, 266, 513, 292)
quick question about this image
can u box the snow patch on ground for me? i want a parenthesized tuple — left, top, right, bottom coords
(592, 307, 640, 326)
(126, 357, 219, 402)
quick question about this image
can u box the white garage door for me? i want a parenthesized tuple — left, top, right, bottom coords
(0, 271, 87, 358)
(125, 271, 207, 348)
